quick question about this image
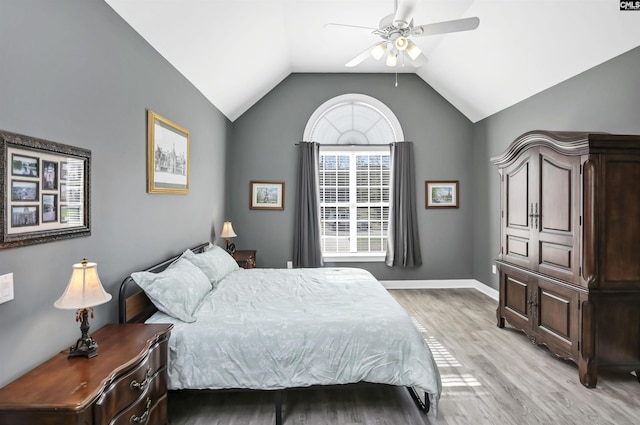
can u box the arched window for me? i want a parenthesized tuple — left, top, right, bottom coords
(304, 94, 404, 261)
(303, 94, 404, 145)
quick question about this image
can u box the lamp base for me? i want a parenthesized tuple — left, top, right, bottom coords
(68, 335, 98, 358)
(68, 307, 98, 358)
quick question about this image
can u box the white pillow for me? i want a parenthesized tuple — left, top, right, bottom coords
(182, 244, 239, 287)
(131, 257, 211, 322)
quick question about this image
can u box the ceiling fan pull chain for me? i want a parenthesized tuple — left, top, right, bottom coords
(395, 72, 398, 87)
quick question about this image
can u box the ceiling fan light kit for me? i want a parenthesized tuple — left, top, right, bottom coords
(328, 0, 480, 69)
(406, 41, 422, 60)
(371, 43, 387, 60)
(394, 36, 409, 50)
(386, 50, 398, 67)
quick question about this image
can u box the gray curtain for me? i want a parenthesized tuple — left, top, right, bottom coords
(293, 142, 324, 268)
(385, 141, 422, 267)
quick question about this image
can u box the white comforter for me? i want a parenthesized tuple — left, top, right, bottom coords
(146, 267, 441, 406)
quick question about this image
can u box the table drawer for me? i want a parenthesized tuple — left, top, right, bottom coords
(110, 389, 168, 425)
(95, 339, 168, 423)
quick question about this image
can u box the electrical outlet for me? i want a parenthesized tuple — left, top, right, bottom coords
(287, 261, 293, 269)
(492, 265, 497, 275)
(0, 273, 14, 304)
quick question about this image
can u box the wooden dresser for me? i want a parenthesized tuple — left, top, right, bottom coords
(0, 323, 172, 425)
(491, 130, 640, 388)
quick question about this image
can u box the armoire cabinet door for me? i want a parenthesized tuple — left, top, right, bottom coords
(498, 265, 532, 333)
(536, 147, 581, 284)
(501, 150, 537, 270)
(533, 278, 580, 359)
(501, 147, 581, 283)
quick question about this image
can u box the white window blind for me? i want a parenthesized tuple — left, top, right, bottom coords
(319, 147, 390, 259)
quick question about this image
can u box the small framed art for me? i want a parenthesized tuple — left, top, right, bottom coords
(250, 181, 285, 210)
(147, 110, 190, 194)
(426, 180, 459, 209)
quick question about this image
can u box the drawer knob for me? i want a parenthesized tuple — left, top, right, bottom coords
(130, 398, 151, 424)
(130, 368, 152, 391)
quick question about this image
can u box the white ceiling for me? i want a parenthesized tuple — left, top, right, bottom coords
(105, 0, 640, 123)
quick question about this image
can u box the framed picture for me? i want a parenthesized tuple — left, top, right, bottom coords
(426, 180, 459, 209)
(12, 154, 39, 177)
(147, 110, 190, 194)
(42, 194, 58, 223)
(60, 161, 69, 180)
(60, 206, 82, 224)
(1, 129, 91, 249)
(250, 181, 285, 210)
(42, 160, 58, 190)
(11, 180, 38, 201)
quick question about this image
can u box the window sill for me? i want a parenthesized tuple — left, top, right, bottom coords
(322, 254, 386, 263)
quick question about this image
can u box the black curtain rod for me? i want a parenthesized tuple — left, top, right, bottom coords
(293, 142, 396, 146)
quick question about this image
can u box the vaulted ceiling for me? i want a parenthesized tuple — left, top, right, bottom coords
(105, 0, 640, 122)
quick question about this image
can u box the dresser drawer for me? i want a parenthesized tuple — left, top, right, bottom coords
(95, 338, 168, 423)
(110, 389, 168, 425)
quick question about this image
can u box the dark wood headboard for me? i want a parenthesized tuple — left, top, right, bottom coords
(118, 242, 210, 323)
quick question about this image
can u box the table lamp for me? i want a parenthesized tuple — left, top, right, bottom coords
(220, 221, 237, 254)
(54, 259, 112, 358)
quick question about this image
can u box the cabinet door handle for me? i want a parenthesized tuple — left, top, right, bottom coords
(530, 204, 533, 227)
(130, 398, 151, 424)
(529, 203, 539, 229)
(130, 368, 152, 391)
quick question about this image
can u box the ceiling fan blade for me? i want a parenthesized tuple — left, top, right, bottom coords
(345, 42, 384, 67)
(411, 16, 480, 37)
(324, 22, 378, 31)
(393, 0, 418, 29)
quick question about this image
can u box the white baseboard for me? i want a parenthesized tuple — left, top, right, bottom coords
(380, 279, 499, 301)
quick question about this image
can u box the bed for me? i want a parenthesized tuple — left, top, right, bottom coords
(119, 242, 442, 424)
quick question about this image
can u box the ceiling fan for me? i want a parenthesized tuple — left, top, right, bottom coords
(326, 0, 480, 68)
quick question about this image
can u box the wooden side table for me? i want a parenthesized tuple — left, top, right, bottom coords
(0, 323, 172, 425)
(233, 250, 256, 269)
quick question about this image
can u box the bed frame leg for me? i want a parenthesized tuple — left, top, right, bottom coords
(275, 390, 283, 425)
(406, 387, 430, 414)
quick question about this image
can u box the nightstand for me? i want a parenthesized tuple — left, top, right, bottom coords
(233, 249, 256, 269)
(0, 323, 172, 425)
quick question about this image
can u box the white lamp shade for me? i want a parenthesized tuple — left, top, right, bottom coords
(220, 221, 237, 238)
(394, 36, 408, 51)
(54, 260, 112, 310)
(386, 50, 398, 67)
(406, 41, 422, 60)
(370, 43, 387, 60)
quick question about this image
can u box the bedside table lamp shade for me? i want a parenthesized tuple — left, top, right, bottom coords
(54, 259, 112, 358)
(220, 221, 237, 254)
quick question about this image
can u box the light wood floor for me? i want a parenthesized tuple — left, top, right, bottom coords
(168, 289, 640, 425)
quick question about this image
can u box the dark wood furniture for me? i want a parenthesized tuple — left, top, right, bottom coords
(0, 323, 172, 425)
(233, 249, 256, 269)
(491, 130, 640, 388)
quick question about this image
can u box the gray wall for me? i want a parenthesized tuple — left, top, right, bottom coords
(472, 46, 640, 289)
(229, 73, 474, 281)
(0, 0, 230, 386)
